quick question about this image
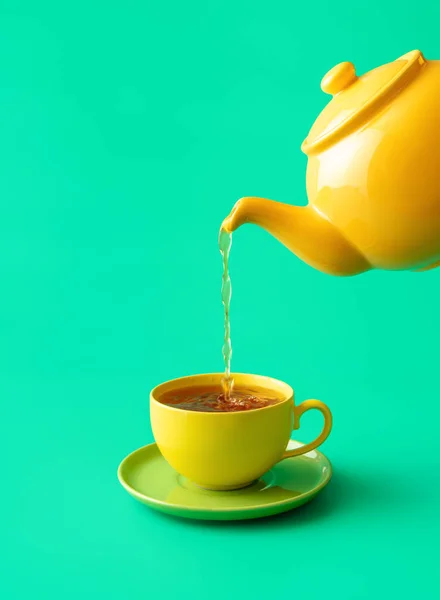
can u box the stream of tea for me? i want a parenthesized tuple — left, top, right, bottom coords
(219, 229, 233, 399)
(157, 228, 280, 412)
(214, 228, 280, 411)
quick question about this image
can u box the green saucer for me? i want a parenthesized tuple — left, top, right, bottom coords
(118, 440, 332, 520)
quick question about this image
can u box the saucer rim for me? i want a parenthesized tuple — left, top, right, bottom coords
(117, 441, 332, 515)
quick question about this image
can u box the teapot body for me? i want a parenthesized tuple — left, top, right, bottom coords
(222, 51, 440, 277)
(306, 59, 440, 271)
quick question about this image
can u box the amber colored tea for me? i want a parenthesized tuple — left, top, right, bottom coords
(159, 385, 281, 413)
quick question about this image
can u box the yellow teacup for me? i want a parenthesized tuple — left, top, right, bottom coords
(150, 373, 332, 491)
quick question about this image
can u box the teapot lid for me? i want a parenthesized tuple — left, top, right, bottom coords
(302, 50, 426, 155)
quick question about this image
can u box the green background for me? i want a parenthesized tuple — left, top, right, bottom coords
(2, 1, 439, 598)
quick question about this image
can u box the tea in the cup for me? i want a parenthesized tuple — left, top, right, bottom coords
(159, 385, 281, 412)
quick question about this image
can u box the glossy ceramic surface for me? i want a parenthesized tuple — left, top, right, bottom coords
(150, 373, 332, 490)
(118, 440, 332, 520)
(222, 50, 440, 276)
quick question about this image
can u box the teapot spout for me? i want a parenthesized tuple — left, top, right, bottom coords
(222, 197, 371, 276)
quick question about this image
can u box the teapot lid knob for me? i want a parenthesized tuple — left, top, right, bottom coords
(321, 61, 357, 95)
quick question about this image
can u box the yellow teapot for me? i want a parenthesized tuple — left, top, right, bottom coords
(222, 50, 440, 276)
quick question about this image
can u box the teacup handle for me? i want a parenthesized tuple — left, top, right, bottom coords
(282, 399, 332, 459)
